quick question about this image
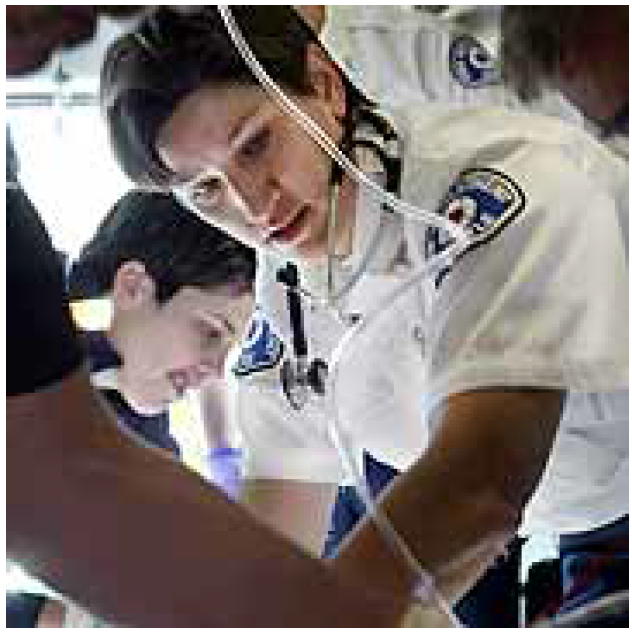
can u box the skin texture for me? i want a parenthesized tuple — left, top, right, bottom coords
(107, 261, 254, 414)
(294, 5, 326, 33)
(158, 45, 358, 262)
(37, 599, 66, 627)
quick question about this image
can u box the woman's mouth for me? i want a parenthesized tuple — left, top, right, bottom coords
(266, 206, 309, 245)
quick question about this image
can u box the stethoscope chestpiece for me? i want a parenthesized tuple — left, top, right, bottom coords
(277, 262, 329, 410)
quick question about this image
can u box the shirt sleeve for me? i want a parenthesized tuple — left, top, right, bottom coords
(7, 186, 84, 396)
(425, 141, 628, 406)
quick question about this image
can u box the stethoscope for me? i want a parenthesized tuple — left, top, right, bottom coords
(215, 5, 467, 414)
(277, 106, 404, 410)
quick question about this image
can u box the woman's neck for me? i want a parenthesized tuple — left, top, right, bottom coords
(332, 173, 359, 259)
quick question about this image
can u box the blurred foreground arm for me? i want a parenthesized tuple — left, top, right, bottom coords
(333, 388, 563, 606)
(7, 367, 407, 627)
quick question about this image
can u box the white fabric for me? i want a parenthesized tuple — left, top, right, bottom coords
(6, 562, 62, 600)
(322, 5, 586, 130)
(235, 104, 628, 536)
(400, 105, 628, 535)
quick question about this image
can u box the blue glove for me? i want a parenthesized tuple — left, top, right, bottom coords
(204, 446, 243, 500)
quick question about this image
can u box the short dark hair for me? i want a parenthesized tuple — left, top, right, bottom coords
(100, 6, 371, 188)
(500, 6, 616, 101)
(68, 189, 257, 303)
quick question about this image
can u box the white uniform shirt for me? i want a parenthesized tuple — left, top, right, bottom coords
(234, 104, 628, 537)
(322, 5, 586, 130)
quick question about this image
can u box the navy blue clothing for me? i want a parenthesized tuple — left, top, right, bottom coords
(524, 516, 629, 626)
(84, 330, 181, 457)
(322, 453, 398, 559)
(6, 592, 47, 628)
(558, 515, 628, 622)
(603, 104, 629, 138)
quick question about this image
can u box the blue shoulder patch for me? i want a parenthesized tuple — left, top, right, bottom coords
(425, 167, 526, 285)
(449, 34, 501, 88)
(233, 313, 284, 378)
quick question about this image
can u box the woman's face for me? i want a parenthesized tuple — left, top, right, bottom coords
(114, 278, 254, 415)
(157, 52, 353, 261)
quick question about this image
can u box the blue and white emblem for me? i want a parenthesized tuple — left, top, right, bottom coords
(233, 312, 284, 377)
(448, 34, 501, 88)
(425, 167, 526, 285)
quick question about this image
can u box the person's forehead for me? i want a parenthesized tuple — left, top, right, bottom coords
(157, 84, 270, 174)
(161, 84, 267, 142)
(172, 285, 253, 313)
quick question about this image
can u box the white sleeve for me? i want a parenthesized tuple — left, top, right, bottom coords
(232, 309, 346, 484)
(425, 142, 628, 405)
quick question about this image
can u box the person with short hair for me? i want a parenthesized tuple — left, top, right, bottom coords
(101, 6, 628, 622)
(68, 189, 257, 496)
(9, 190, 258, 627)
(68, 190, 255, 424)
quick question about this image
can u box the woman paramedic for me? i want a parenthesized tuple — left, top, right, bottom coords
(101, 6, 628, 618)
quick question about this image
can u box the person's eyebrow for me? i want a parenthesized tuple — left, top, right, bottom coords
(228, 102, 264, 145)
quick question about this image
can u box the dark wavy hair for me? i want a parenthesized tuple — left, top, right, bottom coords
(68, 189, 256, 304)
(100, 6, 372, 188)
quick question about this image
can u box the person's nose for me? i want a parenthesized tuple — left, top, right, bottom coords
(228, 166, 281, 229)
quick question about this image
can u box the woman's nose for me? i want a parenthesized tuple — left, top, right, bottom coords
(230, 168, 280, 227)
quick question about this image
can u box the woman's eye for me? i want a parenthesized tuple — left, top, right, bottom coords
(241, 127, 270, 160)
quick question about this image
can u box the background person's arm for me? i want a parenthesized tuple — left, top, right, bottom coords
(194, 378, 244, 499)
(7, 367, 407, 627)
(333, 388, 563, 605)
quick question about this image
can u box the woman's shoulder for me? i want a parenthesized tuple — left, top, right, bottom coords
(395, 102, 620, 166)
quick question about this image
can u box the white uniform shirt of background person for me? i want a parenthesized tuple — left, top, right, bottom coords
(233, 102, 628, 538)
(321, 5, 586, 130)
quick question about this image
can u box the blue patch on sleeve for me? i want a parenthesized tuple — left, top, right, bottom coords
(233, 312, 284, 378)
(449, 34, 501, 88)
(425, 167, 526, 285)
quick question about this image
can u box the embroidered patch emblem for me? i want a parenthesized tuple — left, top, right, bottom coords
(449, 34, 501, 88)
(425, 167, 526, 284)
(233, 313, 284, 377)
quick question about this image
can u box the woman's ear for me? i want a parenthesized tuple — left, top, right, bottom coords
(306, 42, 347, 120)
(111, 261, 157, 310)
